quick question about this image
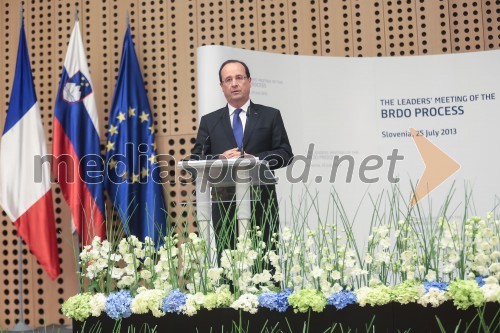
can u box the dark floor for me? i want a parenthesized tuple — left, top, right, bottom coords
(5, 325, 72, 333)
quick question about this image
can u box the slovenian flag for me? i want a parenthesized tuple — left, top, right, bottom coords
(0, 22, 60, 279)
(52, 19, 105, 245)
(105, 24, 167, 244)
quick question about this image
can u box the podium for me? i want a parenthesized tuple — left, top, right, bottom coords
(178, 157, 275, 248)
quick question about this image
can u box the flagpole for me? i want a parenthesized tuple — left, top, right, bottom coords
(3, 2, 60, 330)
(73, 6, 82, 296)
(8, 237, 32, 332)
(8, 6, 33, 333)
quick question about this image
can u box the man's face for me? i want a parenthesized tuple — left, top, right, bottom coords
(220, 62, 251, 108)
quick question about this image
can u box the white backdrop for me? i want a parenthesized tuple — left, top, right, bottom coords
(197, 46, 500, 235)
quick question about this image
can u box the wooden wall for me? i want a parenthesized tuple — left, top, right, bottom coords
(0, 0, 498, 328)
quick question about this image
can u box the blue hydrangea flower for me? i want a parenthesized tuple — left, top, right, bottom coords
(258, 289, 292, 312)
(258, 292, 277, 310)
(475, 276, 486, 287)
(275, 288, 293, 312)
(162, 289, 186, 314)
(423, 281, 449, 293)
(105, 290, 133, 320)
(327, 290, 356, 310)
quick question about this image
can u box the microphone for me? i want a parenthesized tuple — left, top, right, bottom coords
(200, 135, 210, 160)
(239, 105, 249, 158)
(197, 113, 224, 160)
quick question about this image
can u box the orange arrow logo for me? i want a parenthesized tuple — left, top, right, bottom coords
(409, 128, 461, 207)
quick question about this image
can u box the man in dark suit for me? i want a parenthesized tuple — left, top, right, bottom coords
(191, 59, 293, 251)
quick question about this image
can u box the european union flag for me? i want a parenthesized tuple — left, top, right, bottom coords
(105, 25, 167, 244)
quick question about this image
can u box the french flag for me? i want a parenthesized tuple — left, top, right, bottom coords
(52, 20, 105, 245)
(0, 22, 60, 279)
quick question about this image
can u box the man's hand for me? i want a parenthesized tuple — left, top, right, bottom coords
(219, 147, 241, 159)
(219, 148, 254, 159)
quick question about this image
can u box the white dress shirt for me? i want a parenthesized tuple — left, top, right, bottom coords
(228, 100, 250, 131)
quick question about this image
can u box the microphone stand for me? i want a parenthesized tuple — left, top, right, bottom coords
(239, 106, 248, 159)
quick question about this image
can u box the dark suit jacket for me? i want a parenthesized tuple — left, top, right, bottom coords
(191, 101, 292, 250)
(192, 101, 293, 169)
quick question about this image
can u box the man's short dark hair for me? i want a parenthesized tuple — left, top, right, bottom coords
(218, 60, 251, 83)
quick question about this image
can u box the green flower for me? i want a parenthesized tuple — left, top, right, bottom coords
(203, 293, 218, 310)
(131, 289, 167, 317)
(356, 285, 392, 307)
(391, 280, 424, 304)
(447, 280, 485, 310)
(61, 293, 93, 321)
(204, 287, 234, 310)
(288, 289, 327, 313)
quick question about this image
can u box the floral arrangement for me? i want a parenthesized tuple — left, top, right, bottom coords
(62, 190, 500, 322)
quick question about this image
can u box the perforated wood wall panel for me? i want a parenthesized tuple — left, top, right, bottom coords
(416, 1, 452, 54)
(320, 1, 353, 56)
(1, 0, 499, 329)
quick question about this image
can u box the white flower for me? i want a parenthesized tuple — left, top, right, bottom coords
(143, 257, 153, 267)
(268, 251, 280, 265)
(331, 270, 341, 280)
(369, 278, 381, 287)
(401, 250, 413, 262)
(418, 288, 448, 307)
(100, 240, 110, 251)
(231, 293, 259, 314)
(447, 251, 460, 264)
(110, 267, 124, 279)
(117, 275, 135, 288)
(380, 238, 391, 249)
(220, 250, 232, 270)
(332, 283, 343, 293)
(128, 235, 140, 247)
(91, 236, 102, 248)
(182, 293, 205, 316)
(311, 266, 324, 279)
(292, 275, 303, 286)
(307, 252, 317, 263)
(290, 265, 302, 274)
(118, 239, 129, 255)
(273, 272, 284, 282)
(124, 264, 136, 276)
(140, 269, 152, 281)
(320, 280, 333, 296)
(344, 258, 357, 267)
(324, 263, 333, 271)
(123, 254, 134, 264)
(355, 287, 371, 307)
(207, 267, 223, 282)
(425, 270, 436, 282)
(483, 276, 498, 284)
(489, 262, 500, 273)
(364, 254, 373, 264)
(254, 270, 272, 284)
(282, 228, 292, 241)
(442, 264, 455, 274)
(90, 293, 106, 317)
(377, 225, 390, 237)
(134, 248, 146, 259)
(481, 283, 500, 302)
(247, 250, 258, 261)
(109, 253, 122, 262)
(351, 268, 367, 277)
